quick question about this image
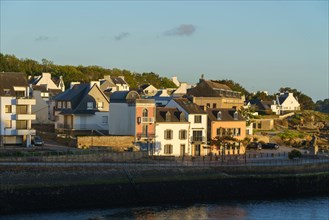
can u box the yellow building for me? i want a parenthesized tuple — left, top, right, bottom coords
(207, 108, 246, 155)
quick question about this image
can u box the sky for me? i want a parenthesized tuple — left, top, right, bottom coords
(0, 1, 328, 101)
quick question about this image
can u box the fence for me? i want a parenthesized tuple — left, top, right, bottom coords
(0, 150, 328, 168)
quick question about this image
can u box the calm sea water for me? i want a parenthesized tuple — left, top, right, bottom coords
(2, 195, 328, 220)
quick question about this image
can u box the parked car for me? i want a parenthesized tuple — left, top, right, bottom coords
(261, 142, 279, 150)
(247, 142, 262, 150)
(32, 136, 44, 146)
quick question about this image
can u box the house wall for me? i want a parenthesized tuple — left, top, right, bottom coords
(32, 90, 53, 124)
(154, 122, 190, 156)
(192, 97, 244, 110)
(210, 120, 246, 155)
(74, 112, 109, 130)
(109, 103, 136, 135)
(166, 99, 208, 156)
(0, 96, 36, 146)
(35, 73, 60, 90)
(253, 119, 274, 130)
(135, 103, 156, 137)
(281, 93, 300, 111)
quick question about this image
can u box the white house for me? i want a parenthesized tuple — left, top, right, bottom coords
(28, 72, 65, 92)
(54, 82, 109, 134)
(0, 72, 36, 147)
(139, 84, 158, 97)
(275, 92, 300, 114)
(154, 107, 190, 156)
(166, 98, 208, 156)
(99, 75, 129, 93)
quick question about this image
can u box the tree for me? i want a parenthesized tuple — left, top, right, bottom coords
(315, 99, 329, 113)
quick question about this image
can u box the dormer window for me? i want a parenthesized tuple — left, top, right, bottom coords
(234, 111, 238, 120)
(217, 111, 222, 120)
(180, 112, 185, 122)
(142, 109, 148, 117)
(3, 89, 10, 95)
(87, 102, 93, 109)
(166, 112, 171, 122)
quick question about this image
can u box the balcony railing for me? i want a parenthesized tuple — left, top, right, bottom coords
(141, 117, 154, 123)
(16, 114, 36, 120)
(191, 136, 206, 143)
(16, 98, 36, 105)
(136, 133, 155, 140)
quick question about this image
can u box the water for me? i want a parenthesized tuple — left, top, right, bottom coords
(2, 195, 328, 220)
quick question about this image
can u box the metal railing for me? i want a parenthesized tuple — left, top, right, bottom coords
(0, 150, 328, 169)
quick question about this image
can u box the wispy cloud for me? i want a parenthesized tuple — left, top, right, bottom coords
(115, 32, 129, 41)
(164, 24, 196, 36)
(35, 35, 50, 42)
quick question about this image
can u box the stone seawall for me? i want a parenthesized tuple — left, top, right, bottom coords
(1, 166, 328, 214)
(77, 136, 135, 150)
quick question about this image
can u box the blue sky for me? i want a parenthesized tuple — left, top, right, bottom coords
(1, 1, 328, 101)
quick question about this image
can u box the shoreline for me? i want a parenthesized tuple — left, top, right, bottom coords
(1, 163, 329, 214)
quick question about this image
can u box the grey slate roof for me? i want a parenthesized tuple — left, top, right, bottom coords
(187, 80, 241, 98)
(54, 83, 95, 114)
(173, 98, 206, 114)
(110, 91, 140, 103)
(0, 72, 28, 96)
(111, 77, 127, 85)
(207, 108, 245, 121)
(156, 107, 187, 122)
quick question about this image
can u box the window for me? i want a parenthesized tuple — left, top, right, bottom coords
(217, 111, 222, 120)
(258, 123, 262, 129)
(97, 102, 104, 109)
(194, 115, 202, 123)
(180, 112, 185, 122)
(16, 105, 27, 114)
(15, 91, 25, 97)
(164, 129, 173, 140)
(102, 116, 108, 124)
(179, 130, 187, 140)
(192, 130, 203, 142)
(234, 111, 238, 120)
(142, 108, 148, 117)
(5, 105, 12, 113)
(87, 102, 93, 109)
(67, 102, 71, 108)
(165, 112, 171, 122)
(57, 101, 62, 108)
(216, 128, 221, 136)
(213, 103, 217, 108)
(3, 89, 10, 95)
(5, 120, 12, 128)
(206, 103, 210, 108)
(164, 144, 173, 154)
(235, 128, 241, 136)
(142, 125, 148, 136)
(16, 120, 27, 129)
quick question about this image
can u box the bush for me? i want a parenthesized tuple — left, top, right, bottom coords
(288, 149, 302, 159)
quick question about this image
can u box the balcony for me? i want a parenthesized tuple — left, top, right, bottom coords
(16, 114, 36, 120)
(136, 133, 155, 140)
(191, 136, 206, 143)
(16, 98, 36, 105)
(16, 129, 36, 136)
(141, 117, 154, 123)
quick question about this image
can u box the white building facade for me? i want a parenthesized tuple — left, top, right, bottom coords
(0, 73, 36, 147)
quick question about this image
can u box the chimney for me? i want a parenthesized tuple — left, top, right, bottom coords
(42, 72, 51, 79)
(103, 75, 111, 81)
(199, 74, 205, 83)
